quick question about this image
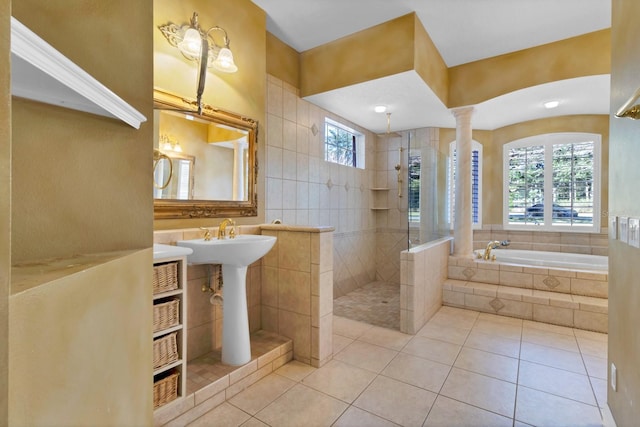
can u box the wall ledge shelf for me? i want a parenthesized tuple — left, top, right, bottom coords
(10, 16, 146, 129)
(370, 188, 390, 191)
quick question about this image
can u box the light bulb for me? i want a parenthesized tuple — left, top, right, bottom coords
(374, 105, 387, 113)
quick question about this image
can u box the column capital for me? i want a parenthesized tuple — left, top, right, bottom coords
(450, 106, 475, 120)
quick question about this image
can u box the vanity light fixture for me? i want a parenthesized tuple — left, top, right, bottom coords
(158, 12, 238, 114)
(160, 134, 182, 153)
(543, 100, 560, 109)
(615, 86, 640, 120)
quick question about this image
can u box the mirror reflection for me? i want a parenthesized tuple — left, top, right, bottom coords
(153, 88, 258, 219)
(155, 110, 249, 201)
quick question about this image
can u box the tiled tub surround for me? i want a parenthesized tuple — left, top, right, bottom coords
(445, 255, 608, 333)
(400, 237, 452, 334)
(473, 226, 609, 256)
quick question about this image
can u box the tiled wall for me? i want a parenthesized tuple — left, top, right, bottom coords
(265, 75, 377, 296)
(474, 225, 609, 256)
(400, 237, 452, 334)
(260, 226, 334, 368)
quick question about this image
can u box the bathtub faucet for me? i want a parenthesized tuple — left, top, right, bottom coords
(483, 241, 502, 260)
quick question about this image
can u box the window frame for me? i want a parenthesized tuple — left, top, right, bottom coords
(502, 132, 601, 233)
(323, 117, 364, 169)
(448, 140, 483, 230)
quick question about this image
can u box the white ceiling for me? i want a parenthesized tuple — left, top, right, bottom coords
(252, 0, 612, 134)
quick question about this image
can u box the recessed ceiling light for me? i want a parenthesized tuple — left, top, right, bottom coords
(374, 105, 387, 113)
(544, 100, 560, 109)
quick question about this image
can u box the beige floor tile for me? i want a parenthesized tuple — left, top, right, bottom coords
(187, 402, 251, 427)
(464, 330, 521, 358)
(515, 386, 603, 427)
(583, 354, 608, 380)
(228, 373, 296, 415)
(523, 319, 576, 336)
(417, 322, 471, 345)
(577, 336, 608, 359)
(255, 383, 348, 427)
(574, 329, 608, 343)
(274, 360, 316, 382)
(333, 334, 353, 354)
(401, 335, 462, 365)
(440, 368, 517, 417)
(518, 360, 597, 405)
(333, 340, 398, 373)
(381, 352, 451, 393)
(333, 316, 373, 339)
(454, 347, 519, 383)
(521, 327, 580, 353)
(423, 395, 512, 427)
(302, 359, 376, 403)
(239, 417, 269, 427)
(333, 406, 400, 427)
(473, 318, 522, 340)
(520, 342, 586, 374)
(429, 307, 479, 330)
(358, 325, 413, 351)
(591, 377, 608, 408)
(353, 376, 436, 426)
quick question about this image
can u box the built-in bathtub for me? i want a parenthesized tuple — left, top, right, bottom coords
(446, 249, 609, 332)
(477, 249, 608, 273)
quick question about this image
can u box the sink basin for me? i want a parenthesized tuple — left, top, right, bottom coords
(176, 235, 276, 266)
(176, 234, 276, 366)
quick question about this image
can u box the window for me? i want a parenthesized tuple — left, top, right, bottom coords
(448, 141, 483, 229)
(324, 118, 364, 168)
(503, 133, 601, 232)
(408, 151, 421, 222)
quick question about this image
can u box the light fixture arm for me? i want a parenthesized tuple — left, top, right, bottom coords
(196, 36, 209, 115)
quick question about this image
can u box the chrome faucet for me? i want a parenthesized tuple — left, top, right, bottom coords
(483, 241, 501, 260)
(217, 218, 236, 239)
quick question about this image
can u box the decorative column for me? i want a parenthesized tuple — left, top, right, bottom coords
(451, 107, 474, 257)
(232, 140, 247, 200)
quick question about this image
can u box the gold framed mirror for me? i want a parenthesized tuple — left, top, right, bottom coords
(153, 88, 258, 219)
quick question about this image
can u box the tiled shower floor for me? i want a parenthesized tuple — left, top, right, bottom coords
(333, 281, 400, 330)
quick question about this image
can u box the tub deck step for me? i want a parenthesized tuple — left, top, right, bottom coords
(443, 279, 607, 333)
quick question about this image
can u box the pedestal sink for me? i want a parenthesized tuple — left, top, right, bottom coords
(177, 234, 276, 366)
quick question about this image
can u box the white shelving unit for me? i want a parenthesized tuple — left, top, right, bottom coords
(370, 187, 390, 210)
(152, 244, 191, 410)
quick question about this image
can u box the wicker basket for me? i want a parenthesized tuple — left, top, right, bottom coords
(153, 332, 179, 370)
(153, 371, 179, 409)
(153, 262, 178, 295)
(153, 299, 180, 333)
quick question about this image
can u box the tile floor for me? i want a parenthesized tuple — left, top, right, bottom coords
(184, 307, 608, 427)
(333, 281, 400, 330)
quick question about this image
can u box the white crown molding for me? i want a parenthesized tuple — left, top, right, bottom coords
(10, 16, 146, 129)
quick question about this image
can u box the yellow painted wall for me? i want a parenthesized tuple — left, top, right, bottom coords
(300, 13, 416, 97)
(266, 32, 299, 88)
(449, 30, 611, 107)
(0, 1, 9, 423)
(440, 115, 609, 226)
(11, 1, 153, 262)
(608, 1, 640, 424)
(413, 15, 449, 106)
(9, 0, 154, 423)
(9, 250, 152, 426)
(153, 0, 266, 229)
